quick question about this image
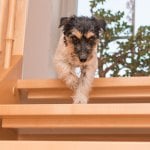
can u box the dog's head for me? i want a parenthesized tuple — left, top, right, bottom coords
(59, 15, 106, 63)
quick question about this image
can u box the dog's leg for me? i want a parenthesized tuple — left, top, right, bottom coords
(73, 63, 97, 104)
(55, 60, 78, 90)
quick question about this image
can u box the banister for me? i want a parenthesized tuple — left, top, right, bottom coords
(0, 0, 8, 52)
(4, 0, 16, 69)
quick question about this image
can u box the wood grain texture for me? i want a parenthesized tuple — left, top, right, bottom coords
(4, 0, 17, 68)
(1, 103, 150, 116)
(1, 141, 150, 150)
(18, 134, 150, 141)
(1, 104, 150, 132)
(0, 0, 9, 68)
(16, 77, 150, 103)
(0, 0, 8, 52)
(12, 0, 29, 55)
(0, 128, 17, 140)
(17, 77, 150, 88)
(0, 55, 22, 104)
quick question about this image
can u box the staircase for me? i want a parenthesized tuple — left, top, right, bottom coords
(1, 78, 150, 149)
(1, 0, 150, 149)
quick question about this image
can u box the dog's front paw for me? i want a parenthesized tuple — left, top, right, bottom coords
(73, 94, 88, 104)
(65, 76, 79, 90)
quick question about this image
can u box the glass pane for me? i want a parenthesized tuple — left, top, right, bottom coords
(77, 0, 150, 77)
(135, 0, 150, 31)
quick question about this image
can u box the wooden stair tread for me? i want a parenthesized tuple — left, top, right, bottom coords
(1, 141, 150, 150)
(16, 77, 150, 102)
(1, 104, 150, 115)
(1, 104, 150, 130)
(17, 77, 150, 89)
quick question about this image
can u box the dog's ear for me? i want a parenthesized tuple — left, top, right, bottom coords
(59, 17, 69, 28)
(92, 17, 106, 32)
(97, 19, 106, 31)
(59, 15, 77, 28)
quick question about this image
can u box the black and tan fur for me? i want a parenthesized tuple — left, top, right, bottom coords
(54, 15, 106, 103)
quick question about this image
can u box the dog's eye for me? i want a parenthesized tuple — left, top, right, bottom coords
(88, 37, 96, 44)
(88, 37, 95, 42)
(71, 36, 79, 44)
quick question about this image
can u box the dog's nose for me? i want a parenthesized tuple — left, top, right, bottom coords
(80, 58, 87, 62)
(79, 53, 87, 62)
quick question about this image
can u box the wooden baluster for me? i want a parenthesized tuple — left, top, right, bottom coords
(0, 0, 8, 52)
(4, 0, 16, 69)
(0, 0, 9, 67)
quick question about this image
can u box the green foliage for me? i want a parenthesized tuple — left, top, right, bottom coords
(90, 0, 150, 77)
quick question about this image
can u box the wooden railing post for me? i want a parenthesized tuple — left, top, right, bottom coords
(0, 0, 9, 67)
(4, 0, 16, 69)
(0, 0, 8, 52)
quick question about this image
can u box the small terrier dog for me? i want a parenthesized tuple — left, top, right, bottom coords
(54, 15, 106, 104)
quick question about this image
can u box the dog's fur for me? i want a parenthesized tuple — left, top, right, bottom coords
(54, 15, 106, 104)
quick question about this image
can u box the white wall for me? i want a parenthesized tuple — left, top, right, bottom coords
(23, 0, 78, 79)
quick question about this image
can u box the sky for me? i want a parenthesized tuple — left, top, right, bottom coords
(78, 0, 150, 31)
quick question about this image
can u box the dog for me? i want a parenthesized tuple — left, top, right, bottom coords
(54, 15, 106, 104)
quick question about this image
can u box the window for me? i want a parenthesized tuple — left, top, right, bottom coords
(78, 0, 150, 77)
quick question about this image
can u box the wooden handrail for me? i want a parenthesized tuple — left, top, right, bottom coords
(16, 77, 150, 103)
(1, 0, 28, 68)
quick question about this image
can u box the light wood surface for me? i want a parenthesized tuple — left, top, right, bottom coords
(16, 77, 150, 103)
(1, 104, 150, 131)
(1, 141, 150, 150)
(0, 0, 9, 68)
(0, 0, 8, 52)
(12, 0, 29, 55)
(1, 103, 150, 116)
(17, 77, 150, 88)
(0, 56, 19, 142)
(0, 0, 28, 68)
(0, 55, 22, 104)
(4, 0, 17, 68)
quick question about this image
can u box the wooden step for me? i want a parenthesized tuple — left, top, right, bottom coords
(1, 141, 150, 150)
(0, 55, 22, 104)
(1, 104, 150, 132)
(16, 77, 150, 103)
(18, 133, 150, 141)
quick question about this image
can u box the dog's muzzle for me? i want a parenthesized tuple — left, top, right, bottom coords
(79, 53, 87, 62)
